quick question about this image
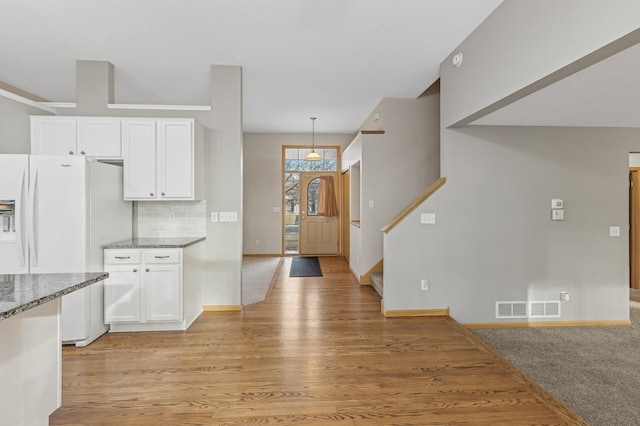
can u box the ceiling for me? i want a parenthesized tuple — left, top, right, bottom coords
(0, 0, 502, 133)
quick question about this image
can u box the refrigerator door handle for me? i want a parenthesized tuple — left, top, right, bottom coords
(15, 169, 26, 267)
(28, 168, 38, 267)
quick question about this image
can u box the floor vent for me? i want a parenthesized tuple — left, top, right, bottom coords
(529, 301, 561, 318)
(496, 301, 528, 319)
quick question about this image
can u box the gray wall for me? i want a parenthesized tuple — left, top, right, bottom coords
(0, 96, 49, 154)
(442, 0, 640, 129)
(344, 94, 441, 278)
(243, 132, 353, 255)
(381, 1, 640, 323)
(385, 126, 640, 323)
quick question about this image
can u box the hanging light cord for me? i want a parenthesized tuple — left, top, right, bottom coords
(311, 116, 316, 152)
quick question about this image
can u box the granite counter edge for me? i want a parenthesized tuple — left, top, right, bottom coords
(103, 237, 206, 249)
(0, 273, 109, 321)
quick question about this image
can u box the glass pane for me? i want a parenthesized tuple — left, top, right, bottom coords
(285, 159, 300, 171)
(323, 149, 337, 160)
(284, 173, 299, 253)
(285, 147, 338, 171)
(307, 177, 320, 216)
(285, 148, 299, 160)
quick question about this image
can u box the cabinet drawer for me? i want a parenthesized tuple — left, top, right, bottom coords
(143, 249, 180, 264)
(105, 250, 141, 264)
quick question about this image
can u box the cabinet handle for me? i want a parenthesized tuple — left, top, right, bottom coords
(161, 192, 165, 196)
(80, 151, 86, 155)
(133, 269, 137, 272)
(69, 151, 74, 155)
(150, 193, 154, 197)
(154, 255, 170, 259)
(146, 268, 150, 272)
(115, 256, 130, 259)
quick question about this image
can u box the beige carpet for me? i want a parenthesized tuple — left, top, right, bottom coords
(241, 256, 282, 306)
(473, 301, 640, 426)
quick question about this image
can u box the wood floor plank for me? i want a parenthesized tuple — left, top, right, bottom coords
(50, 256, 586, 425)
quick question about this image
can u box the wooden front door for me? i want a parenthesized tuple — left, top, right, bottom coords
(300, 172, 340, 255)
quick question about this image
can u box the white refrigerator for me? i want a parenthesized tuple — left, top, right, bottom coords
(0, 154, 132, 346)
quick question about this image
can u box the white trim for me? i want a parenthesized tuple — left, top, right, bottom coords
(0, 89, 56, 113)
(107, 103, 212, 111)
(39, 102, 77, 108)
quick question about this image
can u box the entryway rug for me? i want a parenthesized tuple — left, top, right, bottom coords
(290, 256, 323, 277)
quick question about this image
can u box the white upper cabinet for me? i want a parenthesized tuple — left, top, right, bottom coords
(31, 116, 122, 158)
(123, 118, 197, 201)
(77, 117, 121, 157)
(123, 120, 158, 200)
(31, 116, 76, 155)
(158, 120, 194, 200)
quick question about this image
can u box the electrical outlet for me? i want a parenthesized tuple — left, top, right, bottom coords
(255, 239, 260, 245)
(421, 278, 429, 291)
(210, 212, 218, 222)
(560, 291, 570, 302)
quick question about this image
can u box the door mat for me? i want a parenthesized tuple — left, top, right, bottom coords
(290, 256, 323, 277)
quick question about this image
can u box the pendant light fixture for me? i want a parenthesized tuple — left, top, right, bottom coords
(304, 116, 322, 161)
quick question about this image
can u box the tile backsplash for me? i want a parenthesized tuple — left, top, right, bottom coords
(135, 201, 206, 238)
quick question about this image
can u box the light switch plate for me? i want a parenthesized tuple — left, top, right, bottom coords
(369, 200, 375, 208)
(219, 211, 238, 222)
(610, 226, 621, 237)
(421, 213, 436, 224)
(551, 209, 564, 221)
(273, 207, 281, 213)
(551, 198, 564, 209)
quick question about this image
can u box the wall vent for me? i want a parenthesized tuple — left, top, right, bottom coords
(529, 301, 561, 318)
(496, 301, 528, 319)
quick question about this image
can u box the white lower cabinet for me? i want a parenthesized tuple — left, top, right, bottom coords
(104, 248, 184, 331)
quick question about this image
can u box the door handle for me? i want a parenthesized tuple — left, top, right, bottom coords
(28, 168, 38, 267)
(15, 169, 26, 267)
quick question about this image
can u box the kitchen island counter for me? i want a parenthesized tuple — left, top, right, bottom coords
(0, 272, 108, 321)
(103, 236, 205, 249)
(0, 272, 108, 426)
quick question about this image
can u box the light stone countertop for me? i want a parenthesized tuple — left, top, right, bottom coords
(0, 273, 108, 321)
(103, 237, 205, 249)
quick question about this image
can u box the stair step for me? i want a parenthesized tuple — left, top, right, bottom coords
(370, 272, 383, 298)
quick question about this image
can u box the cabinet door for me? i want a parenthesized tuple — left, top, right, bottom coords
(31, 116, 77, 155)
(123, 120, 157, 200)
(144, 264, 182, 322)
(158, 120, 193, 199)
(77, 118, 122, 158)
(104, 265, 142, 323)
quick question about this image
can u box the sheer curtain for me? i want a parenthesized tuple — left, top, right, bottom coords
(318, 176, 339, 216)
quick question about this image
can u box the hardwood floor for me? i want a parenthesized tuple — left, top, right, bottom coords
(51, 257, 585, 425)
